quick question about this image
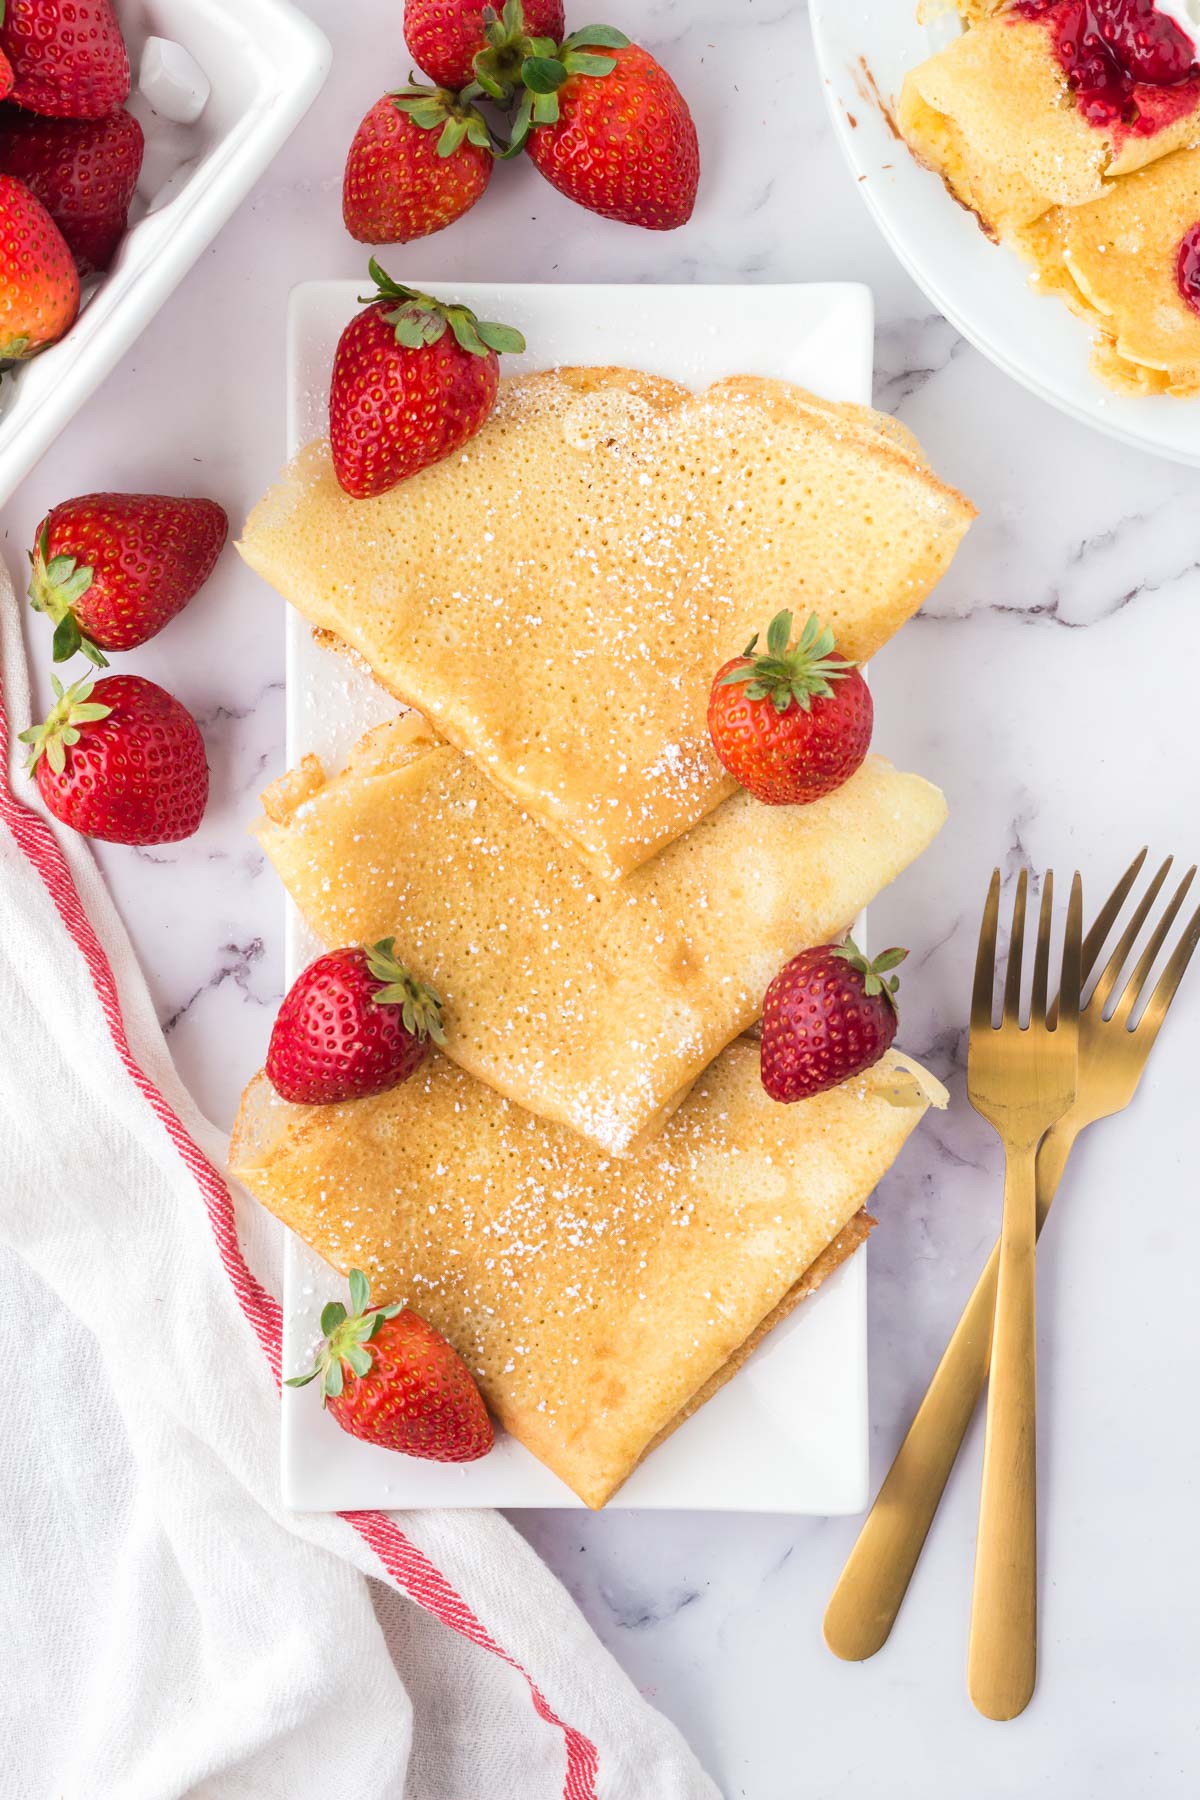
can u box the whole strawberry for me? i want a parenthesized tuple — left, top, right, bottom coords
(266, 939, 445, 1105)
(28, 493, 228, 666)
(511, 30, 699, 231)
(287, 1268, 493, 1463)
(760, 940, 908, 1104)
(0, 172, 78, 359)
(20, 672, 209, 845)
(0, 107, 144, 275)
(1, 0, 130, 119)
(405, 0, 565, 95)
(343, 87, 492, 245)
(708, 610, 873, 806)
(330, 262, 525, 499)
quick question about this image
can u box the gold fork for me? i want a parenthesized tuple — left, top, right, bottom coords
(966, 867, 1082, 1719)
(825, 851, 1200, 1680)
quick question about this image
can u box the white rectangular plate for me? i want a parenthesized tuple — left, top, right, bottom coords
(281, 280, 874, 1512)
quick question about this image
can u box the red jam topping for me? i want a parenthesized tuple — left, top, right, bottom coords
(1176, 219, 1200, 313)
(1014, 0, 1200, 136)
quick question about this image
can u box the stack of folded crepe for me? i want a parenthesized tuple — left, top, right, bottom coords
(900, 4, 1200, 394)
(231, 366, 971, 1506)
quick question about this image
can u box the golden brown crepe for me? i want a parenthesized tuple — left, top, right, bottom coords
(231, 1042, 946, 1508)
(900, 9, 1200, 236)
(255, 713, 948, 1156)
(1014, 146, 1200, 394)
(239, 367, 973, 881)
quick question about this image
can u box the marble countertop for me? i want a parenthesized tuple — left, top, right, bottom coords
(11, 1, 1199, 1792)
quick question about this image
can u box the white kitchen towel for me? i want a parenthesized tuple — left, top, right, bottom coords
(0, 566, 720, 1800)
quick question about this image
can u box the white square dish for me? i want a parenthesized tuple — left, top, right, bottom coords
(0, 0, 331, 505)
(279, 279, 875, 1513)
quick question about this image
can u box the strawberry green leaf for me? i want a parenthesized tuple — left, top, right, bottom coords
(445, 307, 488, 355)
(284, 1370, 320, 1388)
(78, 637, 110, 671)
(562, 24, 629, 50)
(475, 320, 527, 354)
(320, 1300, 347, 1336)
(522, 55, 567, 93)
(385, 305, 448, 348)
(562, 51, 617, 76)
(348, 1268, 370, 1314)
(50, 614, 81, 664)
(502, 89, 536, 155)
(437, 115, 468, 157)
(324, 1360, 344, 1401)
(345, 1345, 372, 1379)
(532, 88, 560, 124)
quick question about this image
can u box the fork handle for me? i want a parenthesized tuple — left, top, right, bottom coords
(968, 1139, 1040, 1720)
(823, 1121, 1077, 1663)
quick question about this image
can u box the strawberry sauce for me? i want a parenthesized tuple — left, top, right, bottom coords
(1176, 219, 1200, 312)
(1013, 0, 1200, 139)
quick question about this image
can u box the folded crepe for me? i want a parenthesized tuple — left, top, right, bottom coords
(231, 1041, 947, 1508)
(1014, 146, 1200, 394)
(900, 6, 1200, 237)
(239, 367, 972, 882)
(256, 713, 947, 1156)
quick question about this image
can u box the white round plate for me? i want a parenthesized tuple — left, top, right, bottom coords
(810, 0, 1200, 466)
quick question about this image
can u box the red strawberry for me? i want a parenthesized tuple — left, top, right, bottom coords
(0, 172, 78, 359)
(512, 31, 699, 231)
(28, 493, 228, 666)
(343, 88, 492, 246)
(0, 48, 14, 103)
(20, 672, 209, 845)
(707, 610, 873, 806)
(0, 0, 130, 119)
(760, 940, 908, 1104)
(405, 0, 565, 95)
(266, 939, 445, 1105)
(0, 107, 143, 275)
(330, 262, 525, 499)
(287, 1268, 493, 1463)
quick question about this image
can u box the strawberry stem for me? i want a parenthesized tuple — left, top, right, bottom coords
(18, 674, 112, 776)
(284, 1268, 403, 1403)
(365, 937, 447, 1044)
(361, 263, 526, 358)
(390, 80, 497, 157)
(28, 524, 107, 667)
(718, 610, 858, 716)
(832, 937, 908, 1014)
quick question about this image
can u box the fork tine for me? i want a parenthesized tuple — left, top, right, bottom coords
(1133, 900, 1200, 1046)
(1110, 866, 1197, 1030)
(1090, 856, 1173, 1014)
(1003, 869, 1028, 1022)
(1058, 872, 1084, 1028)
(1080, 848, 1148, 985)
(972, 868, 1002, 1031)
(1030, 870, 1055, 1024)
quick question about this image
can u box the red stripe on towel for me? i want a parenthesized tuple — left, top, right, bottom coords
(0, 672, 600, 1800)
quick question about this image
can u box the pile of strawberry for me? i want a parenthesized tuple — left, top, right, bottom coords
(20, 490, 227, 845)
(343, 0, 699, 245)
(0, 0, 144, 362)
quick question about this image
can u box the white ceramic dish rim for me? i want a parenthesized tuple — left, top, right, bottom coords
(277, 279, 879, 1513)
(809, 0, 1200, 467)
